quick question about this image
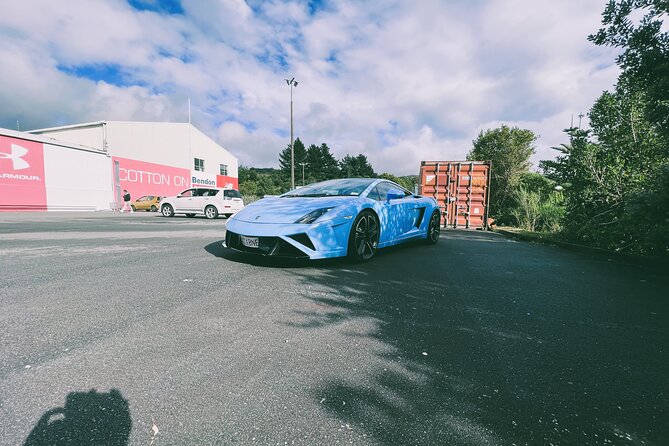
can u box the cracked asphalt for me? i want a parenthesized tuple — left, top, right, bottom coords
(1, 211, 667, 445)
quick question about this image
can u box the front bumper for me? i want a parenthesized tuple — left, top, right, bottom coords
(224, 218, 352, 259)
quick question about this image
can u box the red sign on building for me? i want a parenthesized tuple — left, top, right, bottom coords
(0, 135, 46, 211)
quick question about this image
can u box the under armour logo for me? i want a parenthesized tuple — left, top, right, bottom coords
(0, 144, 30, 170)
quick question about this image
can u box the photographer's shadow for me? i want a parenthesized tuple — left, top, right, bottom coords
(24, 389, 131, 446)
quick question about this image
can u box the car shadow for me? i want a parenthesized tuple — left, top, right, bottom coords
(24, 389, 132, 446)
(203, 236, 438, 269)
(203, 240, 341, 268)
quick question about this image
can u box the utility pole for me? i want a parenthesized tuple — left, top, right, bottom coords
(299, 162, 308, 185)
(285, 77, 299, 190)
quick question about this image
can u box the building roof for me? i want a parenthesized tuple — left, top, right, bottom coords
(0, 127, 108, 154)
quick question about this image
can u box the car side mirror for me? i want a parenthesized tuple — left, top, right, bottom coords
(387, 189, 405, 201)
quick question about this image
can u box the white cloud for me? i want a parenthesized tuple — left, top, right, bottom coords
(0, 0, 620, 175)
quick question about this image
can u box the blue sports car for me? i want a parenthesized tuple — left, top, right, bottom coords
(224, 178, 441, 261)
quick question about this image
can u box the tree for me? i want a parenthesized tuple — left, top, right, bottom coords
(467, 125, 537, 222)
(238, 165, 289, 199)
(278, 137, 307, 184)
(589, 0, 669, 141)
(540, 89, 667, 254)
(339, 154, 376, 178)
(379, 173, 416, 191)
(305, 143, 340, 183)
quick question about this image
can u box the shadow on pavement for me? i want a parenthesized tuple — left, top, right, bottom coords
(204, 240, 317, 268)
(24, 389, 132, 446)
(203, 236, 429, 269)
(281, 230, 668, 445)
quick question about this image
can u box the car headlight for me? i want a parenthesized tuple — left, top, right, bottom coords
(294, 207, 334, 224)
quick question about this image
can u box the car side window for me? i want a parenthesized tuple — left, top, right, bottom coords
(180, 189, 194, 197)
(224, 189, 241, 198)
(207, 189, 219, 196)
(374, 182, 394, 201)
(367, 187, 381, 201)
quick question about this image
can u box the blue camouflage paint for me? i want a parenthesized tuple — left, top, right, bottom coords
(226, 178, 440, 260)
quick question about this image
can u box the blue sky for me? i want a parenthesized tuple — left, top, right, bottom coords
(0, 0, 620, 174)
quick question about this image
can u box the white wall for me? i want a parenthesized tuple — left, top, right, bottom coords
(34, 121, 238, 179)
(190, 126, 238, 177)
(106, 121, 190, 167)
(44, 143, 112, 211)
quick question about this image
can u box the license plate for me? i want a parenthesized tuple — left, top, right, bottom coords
(240, 235, 259, 248)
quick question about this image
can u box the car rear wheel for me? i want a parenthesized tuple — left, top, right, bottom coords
(425, 211, 440, 244)
(161, 204, 174, 217)
(348, 210, 379, 262)
(205, 205, 219, 219)
(150, 205, 157, 212)
(131, 205, 136, 212)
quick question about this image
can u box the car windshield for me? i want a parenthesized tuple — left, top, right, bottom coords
(282, 179, 375, 197)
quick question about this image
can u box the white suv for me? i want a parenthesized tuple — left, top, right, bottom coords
(160, 187, 244, 219)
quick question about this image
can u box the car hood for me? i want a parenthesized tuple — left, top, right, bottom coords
(232, 196, 356, 224)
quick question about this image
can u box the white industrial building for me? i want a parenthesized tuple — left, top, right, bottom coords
(0, 121, 239, 211)
(0, 128, 111, 211)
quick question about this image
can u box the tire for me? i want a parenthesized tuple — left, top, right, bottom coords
(348, 210, 380, 262)
(204, 205, 219, 220)
(150, 205, 157, 212)
(186, 213, 196, 218)
(425, 211, 441, 244)
(161, 204, 174, 217)
(131, 205, 136, 212)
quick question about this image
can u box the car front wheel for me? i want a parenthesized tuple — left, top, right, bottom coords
(425, 211, 440, 244)
(204, 205, 219, 219)
(348, 210, 379, 262)
(161, 204, 174, 217)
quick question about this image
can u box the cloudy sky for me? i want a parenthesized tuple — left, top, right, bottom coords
(0, 0, 620, 175)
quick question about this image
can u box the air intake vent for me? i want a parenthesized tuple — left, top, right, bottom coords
(288, 233, 315, 251)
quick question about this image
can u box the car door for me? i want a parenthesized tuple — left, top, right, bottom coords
(173, 189, 196, 212)
(374, 182, 415, 242)
(194, 188, 214, 212)
(145, 196, 155, 210)
(223, 189, 244, 212)
(134, 196, 146, 210)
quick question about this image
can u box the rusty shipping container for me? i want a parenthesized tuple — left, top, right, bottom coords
(418, 161, 492, 229)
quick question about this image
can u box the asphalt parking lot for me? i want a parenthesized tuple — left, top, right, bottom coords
(1, 212, 668, 445)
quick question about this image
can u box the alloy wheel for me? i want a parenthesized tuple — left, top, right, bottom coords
(205, 206, 218, 219)
(429, 212, 440, 243)
(353, 213, 379, 261)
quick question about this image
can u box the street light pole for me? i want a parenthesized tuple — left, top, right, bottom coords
(285, 77, 299, 190)
(298, 162, 308, 185)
